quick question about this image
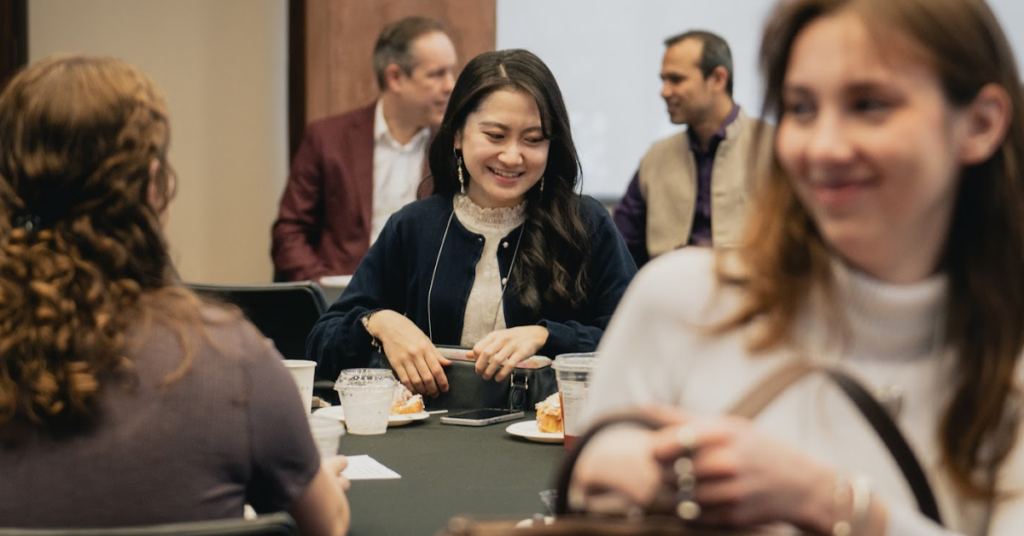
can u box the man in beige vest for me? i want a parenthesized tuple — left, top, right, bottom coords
(613, 30, 772, 267)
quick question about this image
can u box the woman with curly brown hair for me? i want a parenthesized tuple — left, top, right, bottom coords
(0, 56, 349, 534)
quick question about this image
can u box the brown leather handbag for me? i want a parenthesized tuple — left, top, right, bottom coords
(436, 361, 944, 536)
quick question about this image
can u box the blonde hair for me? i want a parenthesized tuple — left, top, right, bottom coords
(721, 0, 1024, 498)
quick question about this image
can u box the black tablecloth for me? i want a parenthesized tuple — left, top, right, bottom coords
(340, 411, 565, 535)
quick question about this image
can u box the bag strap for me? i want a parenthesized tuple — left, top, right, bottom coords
(728, 361, 942, 525)
(554, 412, 668, 516)
(509, 371, 528, 411)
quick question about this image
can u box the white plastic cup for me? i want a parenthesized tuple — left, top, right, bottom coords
(336, 369, 395, 435)
(284, 359, 317, 414)
(552, 353, 597, 450)
(309, 414, 345, 459)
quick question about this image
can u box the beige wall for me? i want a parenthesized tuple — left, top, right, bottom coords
(29, 0, 287, 284)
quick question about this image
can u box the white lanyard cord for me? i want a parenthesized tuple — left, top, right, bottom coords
(426, 209, 456, 342)
(425, 207, 526, 342)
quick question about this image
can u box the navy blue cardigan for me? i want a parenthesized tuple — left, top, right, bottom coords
(306, 193, 637, 380)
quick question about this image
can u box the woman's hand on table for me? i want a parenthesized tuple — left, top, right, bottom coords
(468, 325, 549, 382)
(323, 455, 351, 492)
(366, 310, 450, 397)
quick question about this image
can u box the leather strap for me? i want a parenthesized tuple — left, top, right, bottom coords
(509, 371, 528, 411)
(554, 412, 669, 516)
(727, 361, 943, 525)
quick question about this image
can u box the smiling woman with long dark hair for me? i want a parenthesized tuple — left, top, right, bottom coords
(308, 49, 636, 399)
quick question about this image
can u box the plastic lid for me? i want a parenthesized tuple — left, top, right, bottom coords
(552, 353, 598, 372)
(334, 368, 395, 390)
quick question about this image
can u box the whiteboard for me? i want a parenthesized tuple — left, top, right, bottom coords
(497, 0, 1024, 200)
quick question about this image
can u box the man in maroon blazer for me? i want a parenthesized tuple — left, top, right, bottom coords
(272, 17, 457, 281)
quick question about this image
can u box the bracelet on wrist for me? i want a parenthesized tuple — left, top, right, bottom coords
(360, 310, 381, 350)
(832, 473, 872, 536)
(850, 475, 872, 535)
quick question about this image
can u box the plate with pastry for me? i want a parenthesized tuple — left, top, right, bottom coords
(315, 384, 429, 427)
(313, 406, 430, 427)
(505, 420, 564, 444)
(506, 392, 564, 443)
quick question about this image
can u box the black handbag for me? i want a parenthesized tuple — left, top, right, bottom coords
(425, 348, 558, 411)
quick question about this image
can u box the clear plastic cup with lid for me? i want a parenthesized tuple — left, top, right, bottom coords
(335, 369, 395, 435)
(552, 353, 597, 450)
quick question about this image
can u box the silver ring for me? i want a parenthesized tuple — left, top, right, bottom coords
(674, 425, 700, 522)
(677, 499, 701, 520)
(675, 425, 699, 456)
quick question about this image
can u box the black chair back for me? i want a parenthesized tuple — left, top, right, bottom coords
(186, 281, 327, 364)
(0, 512, 298, 536)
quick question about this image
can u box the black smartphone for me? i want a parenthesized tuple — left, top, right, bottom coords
(439, 408, 525, 426)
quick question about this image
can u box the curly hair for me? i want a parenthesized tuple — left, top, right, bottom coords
(426, 49, 590, 311)
(0, 56, 192, 436)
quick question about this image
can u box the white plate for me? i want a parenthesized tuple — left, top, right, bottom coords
(314, 406, 429, 427)
(505, 420, 564, 444)
(319, 275, 353, 288)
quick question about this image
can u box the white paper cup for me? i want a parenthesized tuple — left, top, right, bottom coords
(309, 414, 345, 459)
(336, 369, 395, 435)
(284, 359, 317, 414)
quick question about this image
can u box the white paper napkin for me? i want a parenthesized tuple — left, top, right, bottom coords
(341, 454, 401, 480)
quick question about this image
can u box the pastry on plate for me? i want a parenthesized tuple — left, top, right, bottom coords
(391, 383, 424, 415)
(535, 392, 562, 433)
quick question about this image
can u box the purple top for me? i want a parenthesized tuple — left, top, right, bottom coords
(0, 309, 321, 528)
(688, 104, 739, 246)
(613, 104, 740, 267)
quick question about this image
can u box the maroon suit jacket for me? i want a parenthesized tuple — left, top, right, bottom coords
(272, 105, 377, 281)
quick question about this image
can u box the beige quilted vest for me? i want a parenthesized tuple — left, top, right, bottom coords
(638, 109, 773, 259)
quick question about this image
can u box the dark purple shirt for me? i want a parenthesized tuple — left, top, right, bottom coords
(612, 105, 740, 267)
(687, 104, 739, 246)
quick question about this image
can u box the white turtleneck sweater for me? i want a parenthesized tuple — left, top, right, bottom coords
(588, 248, 1024, 536)
(453, 194, 526, 346)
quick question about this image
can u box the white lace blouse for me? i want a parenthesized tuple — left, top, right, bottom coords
(452, 194, 526, 346)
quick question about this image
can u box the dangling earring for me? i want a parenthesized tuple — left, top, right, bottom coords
(457, 156, 465, 194)
(453, 147, 465, 195)
(539, 176, 545, 193)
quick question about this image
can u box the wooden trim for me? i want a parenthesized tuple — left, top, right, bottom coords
(288, 0, 307, 160)
(0, 0, 28, 90)
(291, 0, 496, 131)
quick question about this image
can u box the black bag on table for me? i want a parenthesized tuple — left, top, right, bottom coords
(369, 346, 557, 411)
(425, 357, 558, 411)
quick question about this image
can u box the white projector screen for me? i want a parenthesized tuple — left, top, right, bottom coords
(497, 0, 1024, 201)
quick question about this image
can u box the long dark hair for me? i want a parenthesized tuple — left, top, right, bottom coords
(427, 49, 590, 311)
(721, 0, 1024, 498)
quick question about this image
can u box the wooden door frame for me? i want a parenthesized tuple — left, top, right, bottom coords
(287, 0, 496, 160)
(0, 0, 28, 90)
(288, 0, 307, 162)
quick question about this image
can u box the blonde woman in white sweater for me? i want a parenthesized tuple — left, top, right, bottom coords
(575, 0, 1024, 535)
